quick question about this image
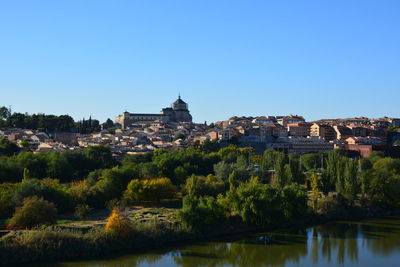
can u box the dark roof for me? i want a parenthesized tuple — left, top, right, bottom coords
(173, 96, 186, 105)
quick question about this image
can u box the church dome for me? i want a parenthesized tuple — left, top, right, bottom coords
(172, 95, 188, 110)
(173, 96, 186, 105)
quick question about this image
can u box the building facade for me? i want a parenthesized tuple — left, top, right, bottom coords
(115, 96, 192, 129)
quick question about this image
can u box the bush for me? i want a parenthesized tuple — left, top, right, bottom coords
(8, 196, 57, 228)
(316, 194, 344, 216)
(12, 178, 71, 213)
(74, 204, 93, 220)
(124, 178, 177, 203)
(279, 183, 308, 220)
(0, 183, 17, 218)
(226, 177, 281, 225)
(368, 169, 400, 207)
(105, 208, 133, 237)
(93, 165, 136, 201)
(178, 195, 225, 232)
(184, 174, 226, 197)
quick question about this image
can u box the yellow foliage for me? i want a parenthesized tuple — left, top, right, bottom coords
(124, 177, 177, 203)
(105, 208, 133, 237)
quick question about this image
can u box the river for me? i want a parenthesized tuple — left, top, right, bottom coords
(39, 215, 400, 267)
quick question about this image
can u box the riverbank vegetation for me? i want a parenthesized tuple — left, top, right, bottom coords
(1, 143, 400, 264)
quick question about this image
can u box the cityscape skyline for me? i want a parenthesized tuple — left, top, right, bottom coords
(2, 96, 399, 125)
(1, 1, 400, 123)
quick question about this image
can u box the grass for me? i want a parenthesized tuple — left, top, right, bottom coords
(56, 219, 75, 225)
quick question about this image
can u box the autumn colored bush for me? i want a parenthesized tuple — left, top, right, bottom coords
(105, 208, 133, 237)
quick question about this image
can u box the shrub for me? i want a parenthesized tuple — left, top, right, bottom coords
(316, 193, 344, 216)
(368, 170, 400, 207)
(12, 178, 71, 213)
(106, 199, 122, 211)
(93, 165, 136, 201)
(74, 204, 93, 220)
(68, 180, 91, 206)
(105, 208, 133, 237)
(124, 178, 177, 203)
(183, 174, 226, 197)
(279, 183, 308, 220)
(226, 177, 281, 225)
(0, 183, 17, 218)
(8, 196, 57, 228)
(178, 195, 225, 232)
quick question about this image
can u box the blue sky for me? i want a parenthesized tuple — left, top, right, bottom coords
(0, 0, 399, 123)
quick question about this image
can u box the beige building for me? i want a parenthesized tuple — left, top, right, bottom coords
(310, 123, 336, 141)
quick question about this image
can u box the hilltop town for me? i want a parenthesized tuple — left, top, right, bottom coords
(1, 96, 400, 158)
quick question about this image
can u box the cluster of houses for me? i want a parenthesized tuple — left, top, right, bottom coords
(198, 115, 400, 157)
(1, 110, 400, 159)
(0, 129, 70, 152)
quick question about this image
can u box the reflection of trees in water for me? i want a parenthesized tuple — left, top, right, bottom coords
(312, 222, 359, 265)
(52, 216, 400, 267)
(173, 229, 308, 267)
(359, 216, 400, 256)
(171, 217, 400, 267)
(310, 216, 400, 265)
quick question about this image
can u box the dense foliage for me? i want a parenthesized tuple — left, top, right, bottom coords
(0, 142, 400, 232)
(8, 196, 57, 228)
(124, 178, 177, 203)
(0, 106, 102, 133)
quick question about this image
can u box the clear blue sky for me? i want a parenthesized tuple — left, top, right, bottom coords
(1, 0, 399, 123)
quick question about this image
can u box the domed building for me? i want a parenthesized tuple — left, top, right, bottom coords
(162, 95, 192, 123)
(115, 95, 192, 129)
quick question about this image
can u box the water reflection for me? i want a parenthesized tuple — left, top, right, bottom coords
(39, 216, 400, 267)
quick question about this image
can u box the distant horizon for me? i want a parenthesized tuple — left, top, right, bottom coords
(1, 1, 399, 124)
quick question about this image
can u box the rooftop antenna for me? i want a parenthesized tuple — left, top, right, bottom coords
(178, 92, 181, 99)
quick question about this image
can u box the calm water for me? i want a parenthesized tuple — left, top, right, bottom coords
(43, 216, 400, 267)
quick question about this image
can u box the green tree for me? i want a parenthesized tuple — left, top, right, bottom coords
(12, 178, 71, 213)
(373, 158, 400, 174)
(214, 161, 235, 182)
(272, 152, 287, 188)
(226, 177, 281, 225)
(0, 138, 20, 156)
(287, 153, 304, 184)
(105, 118, 114, 128)
(83, 146, 116, 170)
(0, 106, 10, 121)
(301, 153, 320, 171)
(178, 195, 225, 232)
(94, 166, 133, 201)
(343, 159, 359, 205)
(0, 183, 17, 218)
(184, 174, 225, 197)
(8, 196, 57, 228)
(45, 152, 73, 182)
(124, 178, 177, 203)
(280, 183, 308, 220)
(368, 170, 400, 207)
(309, 173, 321, 210)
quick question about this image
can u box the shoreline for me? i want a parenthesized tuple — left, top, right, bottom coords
(2, 206, 399, 266)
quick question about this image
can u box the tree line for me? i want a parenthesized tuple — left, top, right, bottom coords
(0, 106, 112, 133)
(0, 144, 400, 229)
